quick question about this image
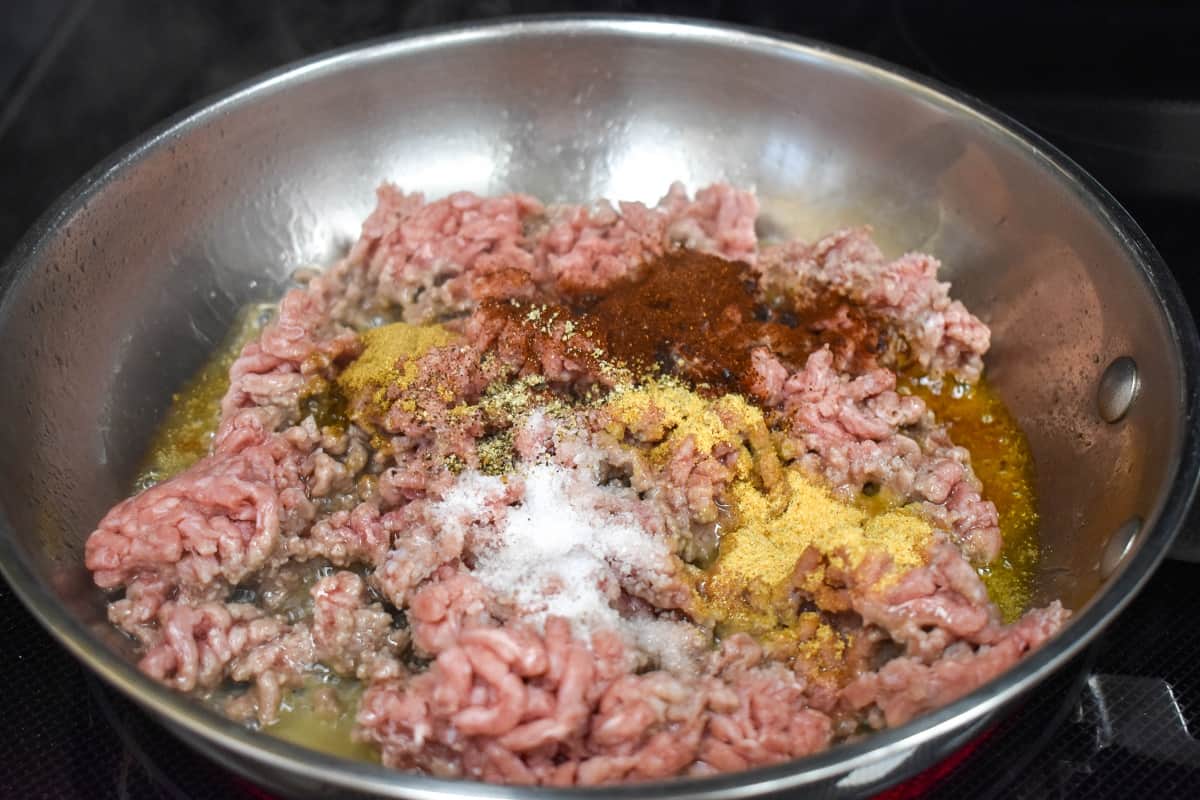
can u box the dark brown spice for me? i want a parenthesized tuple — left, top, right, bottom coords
(577, 250, 891, 394)
(476, 250, 892, 397)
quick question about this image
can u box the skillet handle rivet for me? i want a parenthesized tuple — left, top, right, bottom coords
(1101, 516, 1141, 578)
(1097, 356, 1139, 423)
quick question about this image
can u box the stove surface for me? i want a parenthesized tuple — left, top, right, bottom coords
(2, 2, 1199, 798)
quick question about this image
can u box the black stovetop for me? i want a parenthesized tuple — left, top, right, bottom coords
(2, 3, 1199, 798)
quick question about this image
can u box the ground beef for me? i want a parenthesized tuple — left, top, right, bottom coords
(465, 301, 616, 392)
(355, 187, 545, 323)
(84, 182, 1066, 783)
(840, 600, 1068, 728)
(757, 228, 990, 382)
(537, 181, 758, 296)
(311, 571, 404, 679)
(753, 347, 1002, 563)
(658, 181, 760, 263)
(85, 411, 313, 593)
(536, 198, 670, 295)
(325, 181, 758, 320)
(139, 600, 313, 724)
(221, 290, 360, 426)
(356, 605, 832, 784)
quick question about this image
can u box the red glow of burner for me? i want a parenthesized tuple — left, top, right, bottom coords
(872, 724, 997, 800)
(232, 776, 282, 800)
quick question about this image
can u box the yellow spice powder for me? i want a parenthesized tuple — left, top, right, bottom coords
(602, 381, 765, 472)
(795, 612, 846, 662)
(604, 380, 934, 641)
(708, 471, 931, 594)
(335, 322, 457, 415)
(755, 611, 847, 664)
(696, 469, 933, 637)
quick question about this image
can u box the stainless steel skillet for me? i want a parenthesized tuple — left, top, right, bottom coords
(1, 16, 1197, 799)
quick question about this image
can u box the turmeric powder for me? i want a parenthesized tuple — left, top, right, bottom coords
(335, 322, 457, 420)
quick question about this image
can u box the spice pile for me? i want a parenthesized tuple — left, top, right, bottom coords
(85, 182, 1065, 784)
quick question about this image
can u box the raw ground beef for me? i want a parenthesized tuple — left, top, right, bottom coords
(357, 599, 832, 783)
(757, 228, 990, 382)
(84, 182, 1066, 784)
(751, 347, 1002, 563)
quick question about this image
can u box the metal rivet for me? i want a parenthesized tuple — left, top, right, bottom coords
(1097, 356, 1140, 423)
(1101, 516, 1141, 578)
